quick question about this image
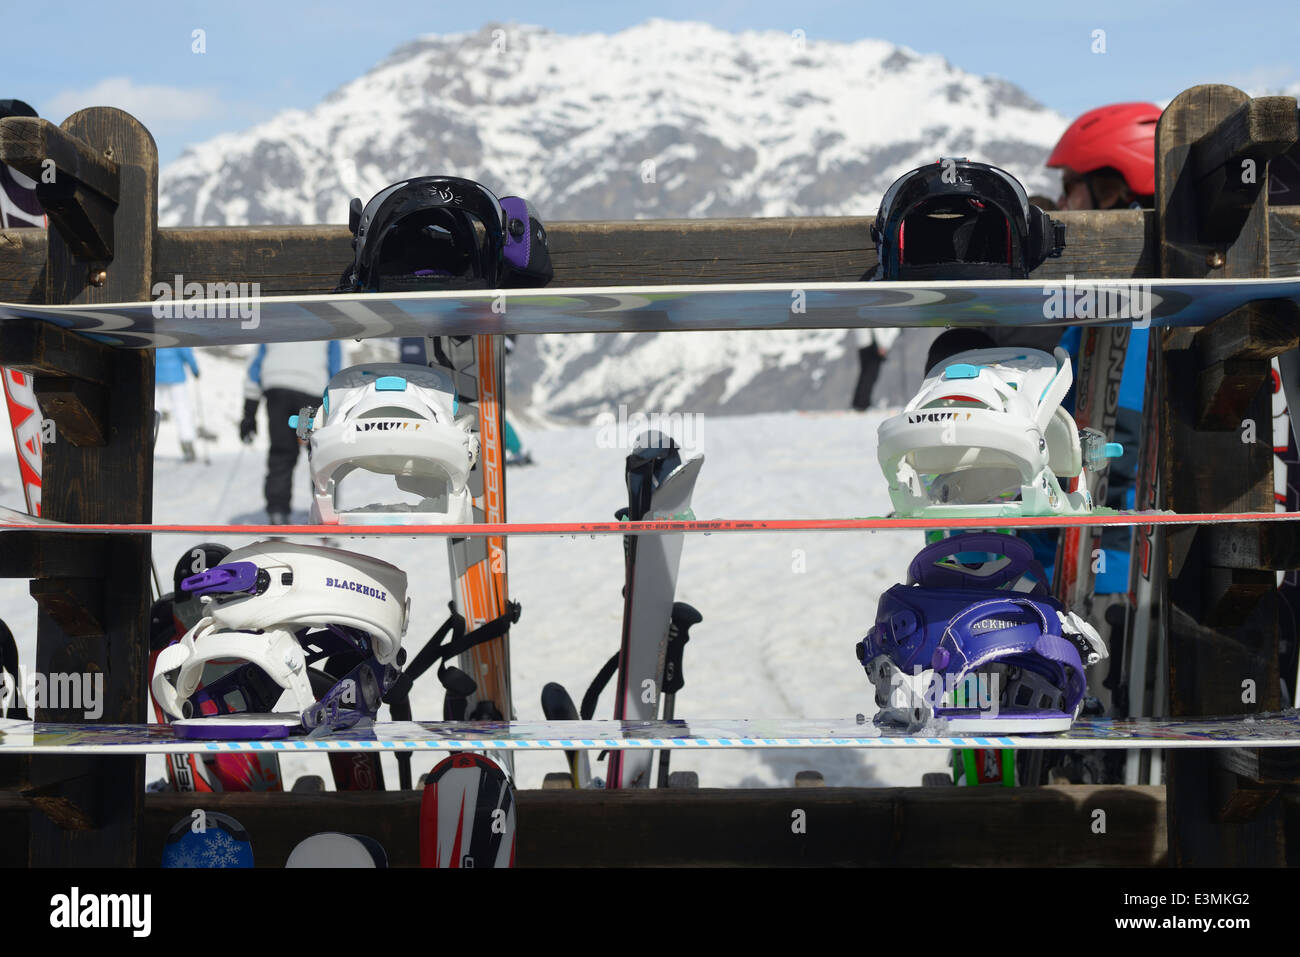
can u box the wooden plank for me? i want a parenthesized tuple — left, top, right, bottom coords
(0, 534, 108, 578)
(1157, 85, 1289, 867)
(25, 107, 155, 868)
(1205, 523, 1300, 570)
(0, 117, 119, 204)
(27, 578, 104, 637)
(32, 376, 106, 447)
(0, 320, 112, 385)
(0, 207, 1297, 304)
(1194, 300, 1299, 429)
(0, 116, 121, 261)
(1190, 97, 1298, 240)
(60, 785, 1173, 867)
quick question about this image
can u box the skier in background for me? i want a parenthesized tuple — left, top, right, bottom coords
(240, 341, 341, 524)
(851, 327, 899, 411)
(155, 347, 201, 463)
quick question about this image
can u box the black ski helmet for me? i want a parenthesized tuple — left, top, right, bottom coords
(336, 176, 552, 292)
(870, 158, 1065, 280)
(0, 100, 37, 120)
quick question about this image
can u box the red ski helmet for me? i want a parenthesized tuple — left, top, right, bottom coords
(1046, 103, 1160, 198)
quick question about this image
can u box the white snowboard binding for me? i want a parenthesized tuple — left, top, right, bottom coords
(293, 363, 480, 525)
(877, 346, 1121, 519)
(151, 540, 410, 738)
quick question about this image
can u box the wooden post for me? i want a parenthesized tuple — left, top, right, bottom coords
(0, 108, 157, 864)
(1156, 86, 1299, 866)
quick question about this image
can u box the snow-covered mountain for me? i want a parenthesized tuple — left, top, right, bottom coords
(160, 19, 1069, 418)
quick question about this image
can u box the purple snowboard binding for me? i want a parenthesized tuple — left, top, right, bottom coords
(856, 533, 1106, 733)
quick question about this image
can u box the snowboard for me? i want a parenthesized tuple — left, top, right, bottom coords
(420, 752, 516, 868)
(160, 811, 254, 868)
(285, 832, 387, 867)
(4, 277, 1300, 348)
(6, 713, 1300, 753)
(608, 443, 703, 789)
(3, 504, 1298, 537)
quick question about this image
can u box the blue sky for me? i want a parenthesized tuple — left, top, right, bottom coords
(9, 0, 1299, 163)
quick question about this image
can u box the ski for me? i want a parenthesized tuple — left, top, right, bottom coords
(4, 507, 1300, 536)
(608, 435, 704, 789)
(4, 713, 1300, 752)
(432, 333, 516, 744)
(420, 752, 516, 867)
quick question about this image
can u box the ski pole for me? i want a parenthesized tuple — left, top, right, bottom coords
(656, 602, 702, 788)
(190, 374, 212, 465)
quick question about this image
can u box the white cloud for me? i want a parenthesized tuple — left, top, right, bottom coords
(1223, 65, 1300, 97)
(44, 77, 223, 127)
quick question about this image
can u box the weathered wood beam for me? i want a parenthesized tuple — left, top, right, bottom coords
(24, 107, 155, 867)
(77, 784, 1173, 867)
(1205, 523, 1300, 570)
(1158, 86, 1292, 867)
(0, 207, 1298, 306)
(0, 535, 108, 579)
(0, 116, 120, 261)
(1190, 97, 1298, 240)
(0, 319, 112, 384)
(1194, 299, 1299, 429)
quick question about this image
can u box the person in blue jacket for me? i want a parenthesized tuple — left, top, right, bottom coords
(240, 342, 342, 524)
(155, 347, 201, 463)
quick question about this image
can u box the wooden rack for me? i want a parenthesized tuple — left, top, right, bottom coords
(0, 84, 1297, 866)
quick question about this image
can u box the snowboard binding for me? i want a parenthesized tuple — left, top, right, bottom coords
(151, 541, 410, 739)
(336, 175, 552, 293)
(856, 533, 1107, 733)
(294, 363, 480, 525)
(870, 157, 1065, 282)
(877, 346, 1122, 519)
